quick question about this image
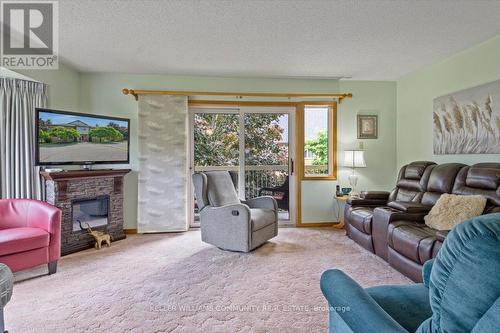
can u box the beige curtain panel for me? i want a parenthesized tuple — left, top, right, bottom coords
(137, 94, 189, 233)
(0, 78, 47, 199)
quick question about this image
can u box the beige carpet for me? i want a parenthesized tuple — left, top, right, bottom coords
(8, 228, 411, 333)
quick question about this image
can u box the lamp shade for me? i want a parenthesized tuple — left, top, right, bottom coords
(344, 150, 366, 168)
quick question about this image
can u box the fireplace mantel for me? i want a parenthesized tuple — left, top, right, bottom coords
(41, 169, 130, 255)
(40, 169, 131, 181)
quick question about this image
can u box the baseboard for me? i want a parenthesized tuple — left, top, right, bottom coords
(296, 222, 337, 227)
(124, 228, 138, 234)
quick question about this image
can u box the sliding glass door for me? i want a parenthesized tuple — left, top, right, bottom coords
(244, 111, 292, 222)
(189, 109, 239, 226)
(188, 106, 295, 227)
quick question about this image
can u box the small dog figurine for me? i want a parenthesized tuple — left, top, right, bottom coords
(82, 222, 111, 249)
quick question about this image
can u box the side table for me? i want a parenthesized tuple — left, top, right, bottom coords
(333, 195, 351, 229)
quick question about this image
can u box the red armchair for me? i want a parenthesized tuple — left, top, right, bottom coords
(0, 199, 61, 274)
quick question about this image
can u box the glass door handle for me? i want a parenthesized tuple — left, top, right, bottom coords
(290, 158, 294, 175)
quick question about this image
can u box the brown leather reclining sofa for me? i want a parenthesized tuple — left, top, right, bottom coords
(344, 161, 500, 282)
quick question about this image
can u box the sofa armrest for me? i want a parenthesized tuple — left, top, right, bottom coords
(26, 200, 61, 262)
(360, 191, 391, 200)
(320, 269, 407, 333)
(387, 201, 432, 213)
(243, 196, 278, 211)
(26, 201, 61, 234)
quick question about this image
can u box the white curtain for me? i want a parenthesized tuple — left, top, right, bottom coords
(0, 78, 47, 199)
(137, 95, 189, 233)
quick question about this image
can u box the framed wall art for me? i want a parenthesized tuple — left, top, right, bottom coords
(433, 79, 500, 154)
(357, 115, 378, 139)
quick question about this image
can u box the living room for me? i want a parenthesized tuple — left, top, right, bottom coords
(0, 1, 499, 332)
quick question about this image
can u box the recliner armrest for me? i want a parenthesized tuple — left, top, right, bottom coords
(347, 198, 388, 206)
(372, 207, 429, 260)
(472, 297, 500, 333)
(201, 203, 251, 221)
(360, 191, 391, 200)
(422, 259, 434, 288)
(387, 201, 432, 213)
(243, 196, 278, 211)
(200, 204, 252, 252)
(320, 269, 407, 333)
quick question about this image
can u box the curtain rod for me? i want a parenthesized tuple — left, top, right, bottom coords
(121, 88, 352, 102)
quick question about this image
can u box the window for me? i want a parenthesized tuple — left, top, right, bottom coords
(297, 103, 337, 179)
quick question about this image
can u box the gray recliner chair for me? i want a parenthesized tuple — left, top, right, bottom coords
(192, 171, 278, 252)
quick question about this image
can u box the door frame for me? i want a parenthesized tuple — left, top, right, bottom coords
(295, 102, 338, 227)
(188, 99, 338, 227)
(187, 101, 296, 227)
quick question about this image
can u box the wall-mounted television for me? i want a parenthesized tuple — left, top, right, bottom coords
(35, 108, 130, 166)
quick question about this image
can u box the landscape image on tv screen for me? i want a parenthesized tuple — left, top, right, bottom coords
(37, 110, 129, 164)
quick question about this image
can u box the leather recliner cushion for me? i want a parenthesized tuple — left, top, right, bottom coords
(404, 162, 431, 180)
(420, 163, 467, 206)
(465, 167, 499, 190)
(387, 221, 437, 264)
(348, 207, 374, 234)
(387, 201, 432, 213)
(426, 163, 466, 193)
(452, 165, 500, 207)
(360, 191, 390, 200)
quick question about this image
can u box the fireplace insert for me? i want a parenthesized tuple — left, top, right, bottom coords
(72, 196, 109, 232)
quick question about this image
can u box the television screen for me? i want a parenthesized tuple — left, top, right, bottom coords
(36, 108, 130, 165)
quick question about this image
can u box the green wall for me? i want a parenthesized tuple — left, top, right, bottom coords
(397, 35, 500, 167)
(16, 63, 81, 111)
(301, 80, 397, 223)
(339, 81, 397, 190)
(78, 74, 398, 227)
(9, 67, 399, 228)
(78, 74, 344, 228)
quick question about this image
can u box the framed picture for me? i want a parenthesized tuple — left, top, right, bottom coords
(357, 115, 378, 139)
(433, 79, 500, 154)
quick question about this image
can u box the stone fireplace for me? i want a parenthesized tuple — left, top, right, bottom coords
(41, 169, 130, 255)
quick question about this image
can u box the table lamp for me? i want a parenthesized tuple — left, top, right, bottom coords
(343, 150, 366, 194)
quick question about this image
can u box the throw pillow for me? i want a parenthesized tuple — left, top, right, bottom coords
(424, 194, 487, 231)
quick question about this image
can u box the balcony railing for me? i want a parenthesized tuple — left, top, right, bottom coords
(245, 165, 288, 199)
(194, 164, 328, 203)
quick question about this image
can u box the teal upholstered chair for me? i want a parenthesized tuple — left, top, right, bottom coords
(320, 213, 500, 333)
